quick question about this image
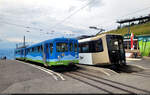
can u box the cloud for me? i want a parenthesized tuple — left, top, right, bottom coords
(68, 6, 76, 13)
(76, 0, 104, 9)
(88, 0, 104, 9)
(0, 0, 150, 50)
(0, 38, 3, 42)
(6, 37, 24, 43)
(0, 39, 17, 49)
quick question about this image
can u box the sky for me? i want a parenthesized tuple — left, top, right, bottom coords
(0, 0, 150, 49)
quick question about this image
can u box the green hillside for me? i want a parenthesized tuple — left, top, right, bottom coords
(106, 22, 150, 36)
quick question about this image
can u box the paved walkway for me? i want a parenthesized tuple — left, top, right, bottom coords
(0, 59, 150, 94)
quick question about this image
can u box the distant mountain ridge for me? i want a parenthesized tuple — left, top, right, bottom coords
(0, 49, 14, 59)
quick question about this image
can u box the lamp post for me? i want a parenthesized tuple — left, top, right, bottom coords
(23, 35, 25, 47)
(24, 30, 30, 47)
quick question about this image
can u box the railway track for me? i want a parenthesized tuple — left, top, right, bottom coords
(15, 60, 150, 94)
(63, 70, 150, 94)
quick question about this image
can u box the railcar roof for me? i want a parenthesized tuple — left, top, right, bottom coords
(78, 33, 122, 43)
(26, 37, 77, 48)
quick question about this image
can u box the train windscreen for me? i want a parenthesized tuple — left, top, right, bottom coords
(106, 35, 126, 65)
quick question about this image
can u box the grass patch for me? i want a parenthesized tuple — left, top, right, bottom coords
(105, 22, 150, 36)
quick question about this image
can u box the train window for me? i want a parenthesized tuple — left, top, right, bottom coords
(32, 48, 34, 52)
(35, 47, 37, 52)
(46, 44, 49, 53)
(18, 50, 20, 54)
(56, 43, 68, 52)
(40, 45, 43, 51)
(28, 49, 30, 53)
(79, 39, 103, 53)
(29, 48, 31, 52)
(111, 39, 119, 50)
(69, 43, 73, 51)
(21, 50, 23, 55)
(79, 43, 89, 53)
(95, 39, 103, 52)
(26, 49, 28, 53)
(50, 43, 53, 54)
(17, 51, 19, 54)
(34, 47, 36, 52)
(37, 46, 40, 52)
(81, 42, 89, 53)
(106, 35, 126, 56)
(75, 43, 78, 52)
(25, 49, 27, 54)
(79, 44, 82, 52)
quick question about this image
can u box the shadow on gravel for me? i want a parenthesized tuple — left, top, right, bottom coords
(47, 65, 79, 73)
(107, 64, 144, 73)
(80, 63, 144, 73)
(19, 60, 80, 73)
(17, 59, 144, 74)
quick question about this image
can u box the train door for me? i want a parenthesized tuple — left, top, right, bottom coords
(56, 41, 68, 65)
(74, 41, 79, 60)
(69, 40, 78, 63)
(69, 41, 74, 57)
(43, 43, 52, 66)
(46, 44, 49, 60)
(49, 43, 53, 59)
(106, 35, 126, 65)
(45, 43, 53, 62)
(42, 44, 47, 66)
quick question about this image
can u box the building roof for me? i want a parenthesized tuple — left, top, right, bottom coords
(117, 15, 150, 24)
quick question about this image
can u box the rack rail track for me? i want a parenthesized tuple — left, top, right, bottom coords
(63, 70, 150, 94)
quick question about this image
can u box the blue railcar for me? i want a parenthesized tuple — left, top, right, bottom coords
(15, 48, 26, 60)
(15, 37, 79, 66)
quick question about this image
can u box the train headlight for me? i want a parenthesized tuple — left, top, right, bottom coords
(122, 60, 125, 64)
(114, 41, 118, 45)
